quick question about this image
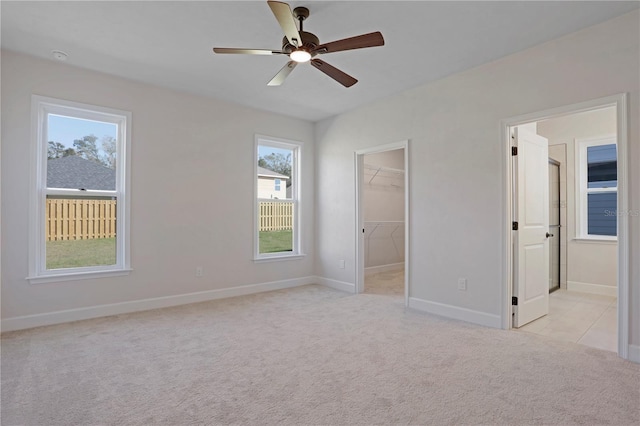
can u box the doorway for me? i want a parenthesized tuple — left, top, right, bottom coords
(548, 159, 561, 293)
(502, 94, 629, 358)
(355, 141, 409, 306)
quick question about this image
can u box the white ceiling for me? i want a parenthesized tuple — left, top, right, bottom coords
(2, 1, 638, 122)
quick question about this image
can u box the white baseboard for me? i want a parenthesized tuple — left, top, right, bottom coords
(567, 281, 617, 297)
(365, 262, 404, 276)
(0, 276, 317, 333)
(316, 276, 355, 293)
(408, 297, 502, 329)
(629, 345, 640, 364)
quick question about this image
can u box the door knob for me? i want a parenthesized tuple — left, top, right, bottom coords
(546, 232, 554, 238)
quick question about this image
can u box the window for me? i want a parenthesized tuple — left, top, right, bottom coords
(577, 136, 617, 239)
(29, 96, 131, 283)
(255, 136, 302, 260)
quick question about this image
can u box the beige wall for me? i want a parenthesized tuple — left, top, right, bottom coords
(538, 107, 617, 292)
(314, 12, 639, 347)
(1, 50, 315, 322)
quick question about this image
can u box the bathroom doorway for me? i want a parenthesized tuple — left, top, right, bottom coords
(548, 159, 561, 293)
(505, 98, 626, 355)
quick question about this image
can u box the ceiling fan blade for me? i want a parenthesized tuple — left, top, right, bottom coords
(267, 1, 302, 48)
(267, 61, 298, 86)
(213, 48, 284, 55)
(312, 31, 384, 55)
(310, 59, 357, 88)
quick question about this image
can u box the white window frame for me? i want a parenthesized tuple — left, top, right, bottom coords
(576, 135, 617, 241)
(28, 95, 132, 283)
(254, 135, 303, 261)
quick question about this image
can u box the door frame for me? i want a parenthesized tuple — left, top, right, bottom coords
(501, 93, 629, 359)
(355, 140, 410, 306)
(547, 158, 561, 294)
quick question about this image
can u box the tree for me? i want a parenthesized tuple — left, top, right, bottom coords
(100, 135, 117, 169)
(73, 135, 101, 164)
(48, 134, 115, 168)
(258, 152, 292, 184)
(47, 141, 65, 159)
(48, 141, 76, 159)
(63, 147, 77, 157)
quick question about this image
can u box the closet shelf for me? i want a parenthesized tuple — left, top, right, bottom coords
(364, 163, 405, 185)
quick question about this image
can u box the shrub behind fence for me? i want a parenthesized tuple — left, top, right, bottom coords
(259, 201, 293, 231)
(46, 198, 117, 241)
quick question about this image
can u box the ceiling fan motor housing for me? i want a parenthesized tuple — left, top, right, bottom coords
(213, 2, 385, 87)
(282, 31, 319, 54)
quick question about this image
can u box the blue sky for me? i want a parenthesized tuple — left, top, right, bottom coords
(258, 145, 291, 161)
(48, 114, 116, 150)
(50, 114, 290, 162)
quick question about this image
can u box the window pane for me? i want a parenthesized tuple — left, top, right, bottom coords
(45, 195, 117, 269)
(256, 140, 299, 257)
(47, 114, 117, 190)
(257, 146, 293, 200)
(258, 201, 294, 254)
(587, 192, 617, 236)
(587, 144, 616, 189)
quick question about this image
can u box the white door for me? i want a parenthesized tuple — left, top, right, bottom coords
(513, 127, 550, 328)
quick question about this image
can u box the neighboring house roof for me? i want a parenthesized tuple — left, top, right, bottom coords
(47, 156, 116, 190)
(257, 166, 288, 180)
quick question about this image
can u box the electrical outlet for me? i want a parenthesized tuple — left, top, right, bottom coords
(339, 260, 345, 269)
(196, 267, 203, 277)
(457, 278, 467, 291)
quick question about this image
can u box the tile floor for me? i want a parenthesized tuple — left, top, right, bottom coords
(365, 271, 617, 353)
(517, 289, 617, 352)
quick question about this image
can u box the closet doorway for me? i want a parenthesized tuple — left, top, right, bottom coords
(355, 141, 409, 305)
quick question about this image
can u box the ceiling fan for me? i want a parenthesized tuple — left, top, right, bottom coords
(213, 1, 384, 88)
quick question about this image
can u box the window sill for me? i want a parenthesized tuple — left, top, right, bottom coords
(27, 268, 132, 284)
(253, 254, 306, 263)
(573, 238, 617, 245)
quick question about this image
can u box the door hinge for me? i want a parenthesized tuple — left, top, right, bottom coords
(512, 221, 518, 231)
(512, 296, 518, 306)
(511, 146, 518, 156)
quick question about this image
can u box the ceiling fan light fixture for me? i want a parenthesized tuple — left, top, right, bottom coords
(213, 1, 385, 87)
(290, 49, 311, 63)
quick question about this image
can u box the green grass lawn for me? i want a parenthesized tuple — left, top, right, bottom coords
(259, 230, 293, 254)
(46, 232, 291, 269)
(46, 238, 116, 269)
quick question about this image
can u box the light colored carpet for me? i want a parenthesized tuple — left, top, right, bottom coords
(1, 284, 638, 425)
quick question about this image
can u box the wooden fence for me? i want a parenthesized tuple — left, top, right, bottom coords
(259, 201, 293, 231)
(46, 198, 117, 241)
